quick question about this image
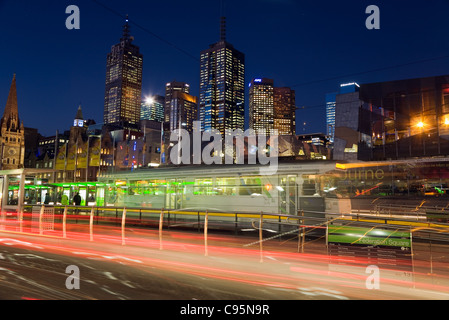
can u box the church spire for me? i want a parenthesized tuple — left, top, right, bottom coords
(75, 104, 83, 120)
(2, 74, 19, 130)
(3, 74, 18, 119)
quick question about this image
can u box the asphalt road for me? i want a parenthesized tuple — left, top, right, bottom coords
(0, 225, 449, 304)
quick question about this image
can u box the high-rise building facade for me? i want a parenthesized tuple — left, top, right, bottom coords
(325, 92, 337, 143)
(274, 87, 296, 135)
(326, 83, 359, 147)
(168, 91, 198, 133)
(249, 78, 274, 133)
(104, 17, 143, 127)
(141, 95, 165, 123)
(164, 81, 190, 124)
(249, 78, 296, 135)
(332, 76, 449, 161)
(199, 17, 245, 134)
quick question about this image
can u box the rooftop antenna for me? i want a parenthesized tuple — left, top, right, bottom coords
(122, 14, 131, 40)
(220, 0, 226, 42)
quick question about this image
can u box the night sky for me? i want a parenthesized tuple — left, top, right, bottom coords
(1, 0, 449, 137)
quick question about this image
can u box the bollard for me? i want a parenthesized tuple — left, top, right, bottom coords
(204, 210, 209, 256)
(63, 206, 68, 238)
(89, 207, 94, 241)
(121, 207, 127, 245)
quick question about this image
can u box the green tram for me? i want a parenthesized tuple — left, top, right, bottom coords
(4, 159, 449, 217)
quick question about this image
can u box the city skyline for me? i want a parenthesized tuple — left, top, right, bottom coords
(1, 0, 449, 136)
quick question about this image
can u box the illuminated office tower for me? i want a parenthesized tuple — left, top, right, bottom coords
(326, 92, 337, 143)
(164, 81, 190, 123)
(104, 16, 143, 127)
(199, 17, 245, 134)
(141, 95, 165, 123)
(274, 87, 296, 135)
(168, 91, 198, 133)
(249, 78, 274, 133)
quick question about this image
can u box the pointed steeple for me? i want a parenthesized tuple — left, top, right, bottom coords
(3, 74, 18, 118)
(2, 74, 20, 130)
(75, 104, 83, 120)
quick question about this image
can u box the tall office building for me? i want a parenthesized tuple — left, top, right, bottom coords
(168, 91, 198, 133)
(104, 17, 143, 127)
(325, 92, 337, 143)
(164, 81, 190, 123)
(249, 78, 274, 133)
(274, 87, 296, 135)
(326, 83, 360, 145)
(141, 95, 165, 123)
(199, 17, 245, 134)
(249, 78, 296, 135)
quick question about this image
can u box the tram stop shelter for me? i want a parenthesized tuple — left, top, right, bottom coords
(0, 168, 56, 214)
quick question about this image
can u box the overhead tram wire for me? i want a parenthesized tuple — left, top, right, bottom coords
(91, 0, 199, 62)
(289, 54, 449, 89)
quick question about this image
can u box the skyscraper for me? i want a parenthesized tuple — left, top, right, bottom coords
(249, 78, 274, 133)
(249, 78, 296, 135)
(104, 16, 143, 127)
(164, 81, 190, 124)
(168, 91, 198, 133)
(325, 92, 337, 143)
(0, 74, 25, 169)
(326, 82, 359, 144)
(141, 95, 165, 123)
(273, 87, 296, 135)
(199, 17, 245, 134)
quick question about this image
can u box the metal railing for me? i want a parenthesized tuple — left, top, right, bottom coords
(1, 204, 448, 253)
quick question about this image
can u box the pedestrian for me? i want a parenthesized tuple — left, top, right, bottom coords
(73, 192, 82, 206)
(44, 192, 50, 205)
(61, 193, 69, 205)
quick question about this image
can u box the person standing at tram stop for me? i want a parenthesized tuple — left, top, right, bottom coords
(61, 193, 69, 205)
(73, 192, 82, 206)
(44, 192, 50, 205)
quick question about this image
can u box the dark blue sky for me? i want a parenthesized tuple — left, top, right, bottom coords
(1, 0, 449, 136)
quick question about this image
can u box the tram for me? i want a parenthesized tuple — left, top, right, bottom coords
(4, 159, 449, 218)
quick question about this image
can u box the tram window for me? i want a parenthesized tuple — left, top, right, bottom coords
(194, 179, 214, 195)
(239, 177, 262, 195)
(302, 175, 316, 195)
(216, 177, 238, 195)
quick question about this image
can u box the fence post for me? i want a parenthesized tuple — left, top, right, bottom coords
(121, 207, 127, 245)
(297, 216, 301, 253)
(159, 208, 164, 250)
(18, 208, 23, 233)
(89, 206, 94, 241)
(39, 205, 44, 235)
(301, 210, 305, 253)
(259, 212, 263, 263)
(204, 210, 209, 256)
(63, 205, 67, 238)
